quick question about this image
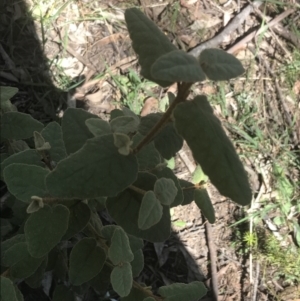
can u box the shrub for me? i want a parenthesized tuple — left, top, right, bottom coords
(0, 8, 251, 301)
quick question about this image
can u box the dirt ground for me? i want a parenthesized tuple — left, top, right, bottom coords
(1, 0, 300, 300)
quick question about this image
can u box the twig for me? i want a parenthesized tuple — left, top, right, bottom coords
(252, 261, 260, 301)
(132, 83, 192, 154)
(188, 1, 263, 58)
(227, 9, 295, 54)
(205, 220, 218, 301)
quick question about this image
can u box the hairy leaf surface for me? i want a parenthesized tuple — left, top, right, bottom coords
(125, 8, 176, 87)
(46, 134, 138, 198)
(138, 191, 163, 230)
(69, 238, 106, 285)
(199, 48, 244, 81)
(25, 205, 69, 258)
(4, 164, 49, 203)
(62, 108, 97, 154)
(151, 50, 206, 83)
(1, 112, 43, 140)
(174, 96, 251, 205)
(158, 281, 207, 301)
(111, 262, 133, 297)
(108, 228, 134, 265)
(41, 122, 67, 163)
(194, 189, 215, 223)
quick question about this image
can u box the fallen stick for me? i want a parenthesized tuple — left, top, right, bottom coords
(227, 8, 295, 54)
(188, 1, 263, 57)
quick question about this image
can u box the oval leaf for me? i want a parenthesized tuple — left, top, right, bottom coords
(62, 202, 91, 240)
(154, 178, 178, 205)
(111, 262, 133, 297)
(62, 108, 97, 154)
(85, 118, 112, 137)
(1, 112, 44, 140)
(41, 122, 67, 163)
(1, 149, 44, 178)
(110, 116, 139, 134)
(106, 190, 171, 243)
(69, 238, 106, 286)
(151, 50, 206, 83)
(138, 191, 163, 230)
(199, 48, 244, 81)
(0, 277, 18, 301)
(194, 189, 215, 223)
(4, 164, 50, 203)
(46, 134, 138, 199)
(125, 8, 177, 87)
(158, 281, 207, 301)
(25, 205, 69, 258)
(108, 228, 134, 265)
(174, 96, 252, 205)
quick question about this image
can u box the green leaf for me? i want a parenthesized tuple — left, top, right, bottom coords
(199, 48, 244, 81)
(85, 118, 112, 136)
(108, 228, 134, 264)
(154, 177, 178, 205)
(41, 122, 67, 163)
(52, 284, 76, 301)
(25, 204, 69, 258)
(106, 189, 171, 242)
(0, 86, 18, 101)
(151, 50, 206, 83)
(128, 234, 144, 252)
(192, 165, 208, 184)
(131, 249, 144, 277)
(110, 116, 139, 134)
(111, 262, 133, 297)
(125, 8, 176, 87)
(158, 281, 207, 301)
(179, 179, 195, 206)
(1, 112, 44, 140)
(139, 113, 183, 159)
(69, 237, 106, 286)
(1, 150, 43, 179)
(152, 168, 183, 207)
(3, 164, 50, 203)
(26, 197, 44, 214)
(174, 96, 252, 205)
(46, 134, 138, 198)
(8, 140, 29, 154)
(88, 265, 111, 295)
(194, 189, 215, 223)
(113, 133, 132, 156)
(62, 108, 97, 154)
(138, 191, 163, 230)
(25, 257, 47, 288)
(0, 277, 18, 301)
(33, 131, 50, 151)
(144, 298, 156, 301)
(132, 133, 161, 171)
(2, 242, 45, 279)
(154, 122, 183, 159)
(2, 242, 28, 266)
(1, 219, 12, 238)
(121, 287, 148, 301)
(1, 235, 26, 260)
(62, 202, 91, 240)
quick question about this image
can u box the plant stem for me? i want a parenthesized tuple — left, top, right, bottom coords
(132, 82, 192, 154)
(129, 185, 147, 195)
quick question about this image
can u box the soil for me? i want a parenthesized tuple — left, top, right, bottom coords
(1, 0, 299, 300)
